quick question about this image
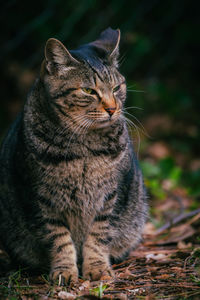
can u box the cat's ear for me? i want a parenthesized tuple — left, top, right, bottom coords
(91, 28, 120, 67)
(44, 38, 79, 73)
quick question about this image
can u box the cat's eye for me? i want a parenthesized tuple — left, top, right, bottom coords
(82, 88, 95, 95)
(113, 85, 120, 93)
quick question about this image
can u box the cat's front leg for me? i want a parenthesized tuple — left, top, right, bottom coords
(82, 215, 114, 281)
(46, 221, 78, 285)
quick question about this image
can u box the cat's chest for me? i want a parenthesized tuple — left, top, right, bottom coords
(36, 151, 123, 213)
(42, 158, 114, 222)
(53, 155, 118, 188)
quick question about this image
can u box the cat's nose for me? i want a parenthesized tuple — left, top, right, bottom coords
(105, 107, 116, 116)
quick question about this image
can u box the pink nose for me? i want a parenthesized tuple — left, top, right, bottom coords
(105, 107, 116, 116)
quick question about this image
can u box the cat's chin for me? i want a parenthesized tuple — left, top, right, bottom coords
(91, 118, 119, 129)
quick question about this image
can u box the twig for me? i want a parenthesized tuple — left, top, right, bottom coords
(156, 208, 200, 234)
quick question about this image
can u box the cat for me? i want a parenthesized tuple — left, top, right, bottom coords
(0, 28, 148, 284)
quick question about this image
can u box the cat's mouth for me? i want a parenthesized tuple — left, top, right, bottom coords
(87, 114, 121, 129)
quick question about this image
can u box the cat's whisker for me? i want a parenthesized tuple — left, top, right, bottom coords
(66, 121, 85, 151)
(77, 118, 94, 137)
(127, 89, 145, 93)
(64, 124, 85, 157)
(124, 106, 143, 111)
(87, 113, 107, 118)
(118, 52, 126, 66)
(88, 115, 105, 118)
(123, 111, 150, 138)
(88, 116, 106, 119)
(126, 84, 139, 89)
(57, 115, 91, 153)
(51, 114, 86, 138)
(115, 109, 122, 114)
(122, 115, 141, 158)
(80, 119, 92, 131)
(72, 113, 88, 121)
(123, 110, 144, 126)
(68, 115, 88, 128)
(77, 119, 95, 147)
(70, 114, 91, 130)
(81, 119, 94, 137)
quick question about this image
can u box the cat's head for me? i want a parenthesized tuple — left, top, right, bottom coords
(41, 28, 126, 130)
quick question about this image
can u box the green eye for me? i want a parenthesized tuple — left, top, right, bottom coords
(113, 85, 120, 93)
(82, 88, 94, 94)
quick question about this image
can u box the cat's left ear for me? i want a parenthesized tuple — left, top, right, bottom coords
(91, 28, 120, 67)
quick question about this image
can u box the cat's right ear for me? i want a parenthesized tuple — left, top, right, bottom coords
(44, 38, 79, 74)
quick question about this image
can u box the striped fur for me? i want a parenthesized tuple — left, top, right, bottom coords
(0, 28, 148, 283)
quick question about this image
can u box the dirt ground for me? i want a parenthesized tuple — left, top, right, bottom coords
(0, 211, 200, 300)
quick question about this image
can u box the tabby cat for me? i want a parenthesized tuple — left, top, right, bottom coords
(0, 28, 148, 284)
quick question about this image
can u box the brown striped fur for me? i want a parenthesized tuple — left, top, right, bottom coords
(0, 28, 148, 284)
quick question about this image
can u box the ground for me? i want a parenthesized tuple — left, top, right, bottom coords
(0, 211, 200, 299)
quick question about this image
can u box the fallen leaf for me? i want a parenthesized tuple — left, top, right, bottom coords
(100, 274, 113, 281)
(177, 241, 192, 249)
(146, 253, 169, 261)
(58, 291, 76, 299)
(156, 274, 171, 280)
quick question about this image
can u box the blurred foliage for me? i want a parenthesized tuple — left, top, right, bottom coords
(141, 158, 182, 199)
(141, 157, 200, 200)
(0, 0, 199, 208)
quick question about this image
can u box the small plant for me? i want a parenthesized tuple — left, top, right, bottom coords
(8, 269, 22, 288)
(41, 273, 50, 284)
(90, 282, 107, 298)
(190, 275, 200, 286)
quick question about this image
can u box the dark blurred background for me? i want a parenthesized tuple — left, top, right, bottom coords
(1, 0, 199, 221)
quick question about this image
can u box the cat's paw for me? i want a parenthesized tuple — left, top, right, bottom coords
(83, 263, 114, 281)
(50, 267, 78, 286)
